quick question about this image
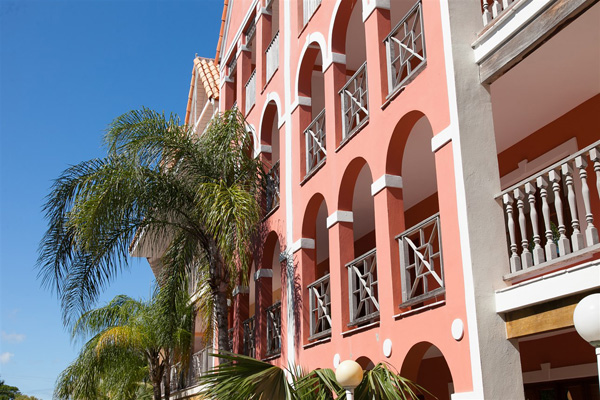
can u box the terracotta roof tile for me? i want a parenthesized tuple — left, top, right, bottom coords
(194, 57, 220, 100)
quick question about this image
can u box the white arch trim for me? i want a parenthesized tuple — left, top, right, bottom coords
(258, 92, 284, 145)
(294, 32, 328, 103)
(245, 123, 260, 158)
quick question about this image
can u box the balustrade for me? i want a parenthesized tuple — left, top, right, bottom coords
(265, 31, 279, 83)
(396, 213, 444, 306)
(499, 140, 600, 275)
(266, 160, 280, 214)
(265, 301, 282, 357)
(227, 328, 234, 353)
(304, 109, 326, 176)
(245, 70, 256, 114)
(481, 0, 516, 26)
(347, 249, 379, 326)
(167, 346, 213, 392)
(243, 316, 256, 358)
(340, 62, 369, 140)
(384, 1, 425, 96)
(307, 274, 332, 340)
(303, 0, 321, 25)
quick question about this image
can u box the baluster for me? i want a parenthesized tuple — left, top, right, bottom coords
(537, 176, 558, 261)
(575, 156, 599, 246)
(503, 193, 521, 272)
(590, 147, 600, 218)
(491, 0, 503, 18)
(502, 0, 513, 8)
(525, 182, 545, 265)
(549, 170, 571, 256)
(561, 163, 585, 251)
(482, 1, 492, 25)
(514, 188, 533, 268)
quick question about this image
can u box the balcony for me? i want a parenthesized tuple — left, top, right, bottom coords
(340, 62, 369, 141)
(265, 161, 280, 215)
(307, 273, 331, 340)
(304, 109, 326, 177)
(498, 140, 600, 280)
(396, 213, 445, 307)
(384, 1, 426, 98)
(347, 249, 379, 327)
(168, 346, 213, 392)
(242, 316, 256, 358)
(474, 0, 593, 84)
(265, 301, 282, 357)
(245, 70, 256, 114)
(265, 31, 279, 83)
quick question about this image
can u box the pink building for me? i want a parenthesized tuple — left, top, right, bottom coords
(146, 0, 600, 398)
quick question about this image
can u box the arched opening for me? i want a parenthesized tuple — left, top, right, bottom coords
(338, 159, 378, 328)
(262, 232, 282, 358)
(401, 342, 454, 400)
(225, 49, 238, 110)
(331, 0, 369, 140)
(243, 260, 257, 358)
(298, 43, 326, 178)
(302, 193, 331, 342)
(261, 101, 281, 214)
(387, 113, 443, 311)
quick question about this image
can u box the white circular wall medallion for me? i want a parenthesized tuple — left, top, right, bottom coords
(333, 353, 341, 368)
(451, 319, 464, 341)
(383, 339, 392, 358)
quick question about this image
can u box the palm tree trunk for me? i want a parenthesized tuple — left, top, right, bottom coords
(163, 357, 171, 400)
(208, 239, 231, 353)
(149, 355, 164, 400)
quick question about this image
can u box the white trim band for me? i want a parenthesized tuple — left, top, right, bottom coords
(431, 125, 454, 153)
(362, 0, 390, 22)
(371, 174, 403, 196)
(254, 268, 274, 280)
(326, 211, 353, 228)
(292, 238, 316, 253)
(232, 285, 250, 296)
(261, 145, 272, 154)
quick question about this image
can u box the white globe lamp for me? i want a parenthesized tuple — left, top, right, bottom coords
(573, 293, 600, 389)
(335, 360, 364, 400)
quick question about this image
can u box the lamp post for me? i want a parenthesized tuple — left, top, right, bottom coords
(335, 360, 364, 400)
(573, 293, 600, 390)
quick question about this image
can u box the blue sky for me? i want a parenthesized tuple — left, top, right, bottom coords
(0, 1, 223, 397)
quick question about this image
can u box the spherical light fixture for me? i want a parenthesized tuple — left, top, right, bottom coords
(573, 293, 600, 389)
(335, 360, 364, 400)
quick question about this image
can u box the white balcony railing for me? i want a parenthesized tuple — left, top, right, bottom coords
(304, 109, 326, 177)
(265, 301, 282, 357)
(347, 249, 379, 326)
(243, 316, 256, 358)
(482, 0, 516, 27)
(167, 347, 213, 392)
(340, 62, 369, 140)
(499, 140, 600, 275)
(397, 213, 444, 306)
(265, 31, 279, 83)
(384, 1, 426, 96)
(265, 161, 280, 214)
(245, 70, 256, 114)
(308, 274, 331, 340)
(303, 0, 321, 25)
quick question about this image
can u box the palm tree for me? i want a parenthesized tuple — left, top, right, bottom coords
(197, 353, 428, 400)
(38, 108, 263, 352)
(54, 290, 193, 400)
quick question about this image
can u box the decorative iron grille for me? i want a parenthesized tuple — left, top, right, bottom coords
(308, 273, 332, 340)
(340, 62, 369, 139)
(384, 1, 426, 96)
(243, 316, 256, 358)
(347, 249, 379, 326)
(265, 301, 282, 357)
(304, 109, 326, 176)
(397, 213, 444, 306)
(265, 161, 280, 214)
